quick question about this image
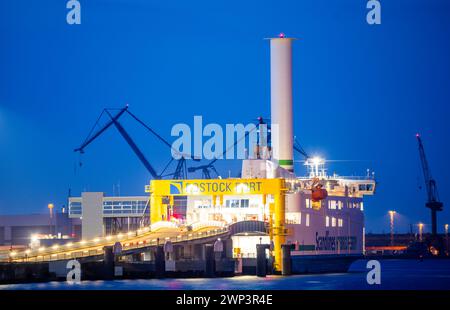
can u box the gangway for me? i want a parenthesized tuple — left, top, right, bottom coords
(6, 222, 228, 263)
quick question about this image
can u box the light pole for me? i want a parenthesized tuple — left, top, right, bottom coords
(418, 223, 424, 242)
(389, 211, 396, 246)
(445, 224, 449, 254)
(48, 203, 54, 235)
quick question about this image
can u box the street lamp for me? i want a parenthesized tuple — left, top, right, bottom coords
(445, 224, 449, 254)
(48, 203, 55, 237)
(388, 210, 396, 246)
(418, 223, 424, 242)
(48, 203, 54, 219)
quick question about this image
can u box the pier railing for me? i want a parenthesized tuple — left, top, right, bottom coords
(6, 225, 229, 263)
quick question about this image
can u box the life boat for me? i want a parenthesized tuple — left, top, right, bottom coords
(312, 185, 328, 202)
(310, 178, 328, 210)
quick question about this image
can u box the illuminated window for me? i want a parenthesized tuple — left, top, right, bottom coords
(69, 202, 82, 216)
(338, 219, 343, 227)
(102, 200, 148, 215)
(225, 199, 250, 208)
(338, 201, 343, 210)
(359, 184, 374, 191)
(241, 199, 249, 208)
(360, 202, 364, 211)
(348, 202, 360, 209)
(305, 199, 312, 209)
(325, 216, 329, 227)
(328, 200, 337, 210)
(331, 217, 336, 227)
(306, 214, 310, 227)
(226, 200, 240, 208)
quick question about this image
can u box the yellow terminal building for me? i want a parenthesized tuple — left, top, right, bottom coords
(147, 178, 288, 270)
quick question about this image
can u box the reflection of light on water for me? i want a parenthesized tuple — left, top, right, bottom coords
(306, 281, 321, 284)
(230, 275, 257, 281)
(184, 278, 206, 282)
(92, 280, 105, 286)
(166, 281, 182, 289)
(50, 281, 61, 287)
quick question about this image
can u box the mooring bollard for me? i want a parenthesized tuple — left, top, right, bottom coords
(155, 246, 165, 278)
(256, 244, 268, 277)
(205, 244, 215, 277)
(281, 244, 292, 276)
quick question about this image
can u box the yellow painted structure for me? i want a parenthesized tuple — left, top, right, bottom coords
(146, 178, 288, 271)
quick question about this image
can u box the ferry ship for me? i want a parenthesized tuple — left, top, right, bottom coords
(179, 156, 376, 260)
(178, 34, 376, 260)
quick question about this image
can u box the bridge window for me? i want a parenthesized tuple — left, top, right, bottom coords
(325, 216, 330, 227)
(359, 184, 374, 191)
(338, 218, 343, 227)
(306, 214, 310, 227)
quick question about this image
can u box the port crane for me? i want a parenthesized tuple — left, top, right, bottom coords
(187, 131, 254, 179)
(294, 137, 309, 159)
(188, 117, 264, 178)
(75, 105, 193, 180)
(416, 133, 443, 236)
(254, 116, 310, 159)
(188, 116, 309, 178)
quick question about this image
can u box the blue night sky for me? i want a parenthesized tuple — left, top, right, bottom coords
(1, 0, 449, 233)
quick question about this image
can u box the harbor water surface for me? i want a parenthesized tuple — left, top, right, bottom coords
(1, 259, 450, 290)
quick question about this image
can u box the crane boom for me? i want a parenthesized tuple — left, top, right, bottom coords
(74, 107, 160, 179)
(74, 107, 128, 153)
(126, 110, 172, 149)
(105, 110, 160, 179)
(294, 137, 309, 159)
(416, 133, 443, 236)
(188, 124, 258, 178)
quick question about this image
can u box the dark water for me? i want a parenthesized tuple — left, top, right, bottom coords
(1, 259, 450, 290)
